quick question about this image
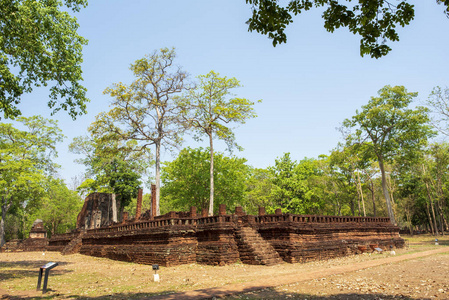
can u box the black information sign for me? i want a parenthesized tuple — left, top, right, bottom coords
(37, 262, 59, 293)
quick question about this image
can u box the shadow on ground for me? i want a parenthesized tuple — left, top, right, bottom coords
(0, 289, 429, 300)
(223, 288, 430, 300)
(0, 261, 72, 281)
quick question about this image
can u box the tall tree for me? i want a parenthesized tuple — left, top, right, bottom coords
(161, 147, 249, 214)
(245, 0, 448, 58)
(100, 48, 191, 216)
(428, 143, 449, 233)
(343, 85, 434, 224)
(180, 71, 258, 215)
(0, 116, 63, 246)
(426, 86, 449, 136)
(0, 0, 89, 119)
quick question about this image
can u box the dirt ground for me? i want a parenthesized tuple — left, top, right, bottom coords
(0, 235, 448, 300)
(225, 252, 449, 300)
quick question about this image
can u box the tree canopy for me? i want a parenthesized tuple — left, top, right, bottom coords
(343, 85, 435, 223)
(0, 116, 64, 246)
(269, 153, 322, 214)
(161, 147, 249, 214)
(28, 178, 82, 236)
(101, 48, 191, 216)
(245, 0, 449, 58)
(426, 86, 449, 136)
(180, 70, 258, 215)
(0, 0, 89, 119)
(69, 128, 150, 208)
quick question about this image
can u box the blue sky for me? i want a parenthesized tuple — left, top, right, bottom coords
(15, 1, 449, 188)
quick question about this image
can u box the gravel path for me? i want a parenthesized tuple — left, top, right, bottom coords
(149, 247, 449, 300)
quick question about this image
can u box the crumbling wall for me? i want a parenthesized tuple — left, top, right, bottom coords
(76, 193, 121, 229)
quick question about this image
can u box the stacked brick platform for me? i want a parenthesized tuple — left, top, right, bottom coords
(254, 214, 403, 263)
(19, 237, 48, 251)
(43, 204, 403, 267)
(1, 238, 50, 252)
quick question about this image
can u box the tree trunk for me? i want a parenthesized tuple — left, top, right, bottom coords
(356, 171, 366, 216)
(356, 192, 361, 216)
(426, 201, 435, 235)
(378, 158, 395, 224)
(1, 205, 6, 247)
(437, 180, 449, 232)
(387, 172, 395, 204)
(369, 180, 376, 217)
(155, 141, 161, 216)
(0, 196, 12, 247)
(350, 197, 355, 216)
(441, 202, 449, 232)
(430, 198, 439, 235)
(436, 188, 447, 234)
(208, 133, 214, 216)
(423, 165, 439, 235)
(407, 211, 414, 236)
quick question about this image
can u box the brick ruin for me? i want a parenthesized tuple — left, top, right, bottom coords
(76, 193, 122, 229)
(1, 219, 48, 252)
(2, 191, 404, 267)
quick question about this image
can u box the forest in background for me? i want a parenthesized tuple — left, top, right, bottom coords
(2, 1, 449, 246)
(2, 78, 449, 244)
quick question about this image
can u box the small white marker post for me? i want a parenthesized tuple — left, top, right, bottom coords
(152, 264, 160, 282)
(389, 245, 396, 255)
(435, 239, 439, 246)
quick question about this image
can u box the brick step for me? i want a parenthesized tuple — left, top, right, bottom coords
(238, 244, 273, 250)
(239, 247, 280, 256)
(239, 256, 280, 266)
(62, 233, 84, 255)
(235, 226, 283, 266)
(239, 254, 280, 261)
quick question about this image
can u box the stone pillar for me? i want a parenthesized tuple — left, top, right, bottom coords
(201, 208, 208, 217)
(136, 188, 143, 220)
(258, 206, 266, 216)
(112, 194, 118, 223)
(275, 208, 282, 215)
(235, 206, 245, 216)
(190, 206, 197, 218)
(219, 204, 226, 216)
(151, 184, 156, 218)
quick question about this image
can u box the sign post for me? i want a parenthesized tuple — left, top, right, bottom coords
(37, 262, 58, 293)
(152, 264, 160, 282)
